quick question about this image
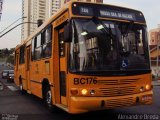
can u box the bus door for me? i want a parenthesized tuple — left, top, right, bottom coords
(26, 46, 31, 91)
(15, 53, 19, 84)
(58, 28, 67, 106)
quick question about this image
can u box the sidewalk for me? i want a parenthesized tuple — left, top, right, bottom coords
(152, 80, 160, 86)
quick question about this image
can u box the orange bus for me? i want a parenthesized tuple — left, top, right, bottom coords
(14, 1, 153, 114)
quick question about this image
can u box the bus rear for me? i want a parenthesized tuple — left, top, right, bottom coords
(64, 2, 153, 113)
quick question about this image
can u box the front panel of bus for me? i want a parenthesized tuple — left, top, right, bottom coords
(65, 2, 153, 114)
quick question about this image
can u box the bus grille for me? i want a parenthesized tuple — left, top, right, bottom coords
(99, 86, 136, 97)
(97, 78, 140, 85)
(106, 97, 134, 108)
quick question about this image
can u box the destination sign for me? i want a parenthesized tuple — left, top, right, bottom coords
(72, 2, 145, 22)
(79, 7, 93, 16)
(99, 9, 136, 20)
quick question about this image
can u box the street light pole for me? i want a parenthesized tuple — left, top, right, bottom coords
(0, 16, 27, 34)
(0, 22, 37, 38)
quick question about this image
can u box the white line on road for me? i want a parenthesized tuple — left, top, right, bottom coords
(7, 86, 18, 91)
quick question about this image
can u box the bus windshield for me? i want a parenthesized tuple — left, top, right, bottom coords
(69, 19, 150, 73)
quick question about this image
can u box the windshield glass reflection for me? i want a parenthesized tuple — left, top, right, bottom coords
(69, 19, 150, 73)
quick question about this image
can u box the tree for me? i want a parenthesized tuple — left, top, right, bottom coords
(0, 49, 2, 57)
(6, 55, 14, 65)
(4, 48, 9, 56)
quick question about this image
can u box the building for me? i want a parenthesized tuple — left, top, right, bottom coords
(64, 0, 103, 4)
(22, 0, 47, 40)
(150, 45, 160, 77)
(149, 25, 160, 45)
(46, 0, 61, 19)
(149, 25, 160, 77)
(22, 0, 61, 40)
(21, 0, 103, 40)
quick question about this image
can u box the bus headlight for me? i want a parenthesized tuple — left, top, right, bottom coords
(90, 90, 95, 95)
(140, 86, 144, 92)
(145, 84, 150, 90)
(140, 85, 151, 92)
(81, 89, 88, 95)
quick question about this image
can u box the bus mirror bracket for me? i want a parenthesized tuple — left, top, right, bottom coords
(64, 21, 72, 42)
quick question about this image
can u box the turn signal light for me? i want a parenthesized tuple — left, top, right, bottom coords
(70, 89, 78, 96)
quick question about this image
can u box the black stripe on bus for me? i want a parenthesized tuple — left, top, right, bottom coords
(30, 80, 42, 84)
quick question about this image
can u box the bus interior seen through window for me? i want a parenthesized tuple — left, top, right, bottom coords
(31, 25, 52, 61)
(69, 19, 150, 72)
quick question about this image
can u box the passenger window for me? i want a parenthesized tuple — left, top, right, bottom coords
(31, 38, 35, 60)
(31, 25, 52, 60)
(32, 34, 42, 60)
(19, 45, 25, 64)
(42, 25, 52, 58)
(35, 47, 42, 60)
(45, 26, 52, 43)
(36, 34, 42, 47)
(43, 43, 52, 58)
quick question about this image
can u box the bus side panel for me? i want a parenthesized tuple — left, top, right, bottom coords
(30, 81, 42, 98)
(14, 49, 25, 87)
(30, 60, 42, 98)
(19, 64, 27, 90)
(14, 50, 19, 86)
(29, 58, 53, 99)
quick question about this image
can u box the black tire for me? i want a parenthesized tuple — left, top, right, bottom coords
(44, 86, 54, 111)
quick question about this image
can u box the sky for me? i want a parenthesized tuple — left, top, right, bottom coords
(0, 0, 160, 49)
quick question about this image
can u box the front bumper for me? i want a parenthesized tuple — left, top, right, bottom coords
(69, 90, 153, 114)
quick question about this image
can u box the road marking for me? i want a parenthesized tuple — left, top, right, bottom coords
(7, 86, 18, 91)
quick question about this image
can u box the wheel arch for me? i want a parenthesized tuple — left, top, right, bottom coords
(19, 75, 22, 85)
(42, 78, 50, 98)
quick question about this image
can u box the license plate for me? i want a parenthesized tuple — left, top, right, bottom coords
(142, 95, 152, 101)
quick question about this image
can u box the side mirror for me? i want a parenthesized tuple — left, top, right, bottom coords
(64, 21, 72, 42)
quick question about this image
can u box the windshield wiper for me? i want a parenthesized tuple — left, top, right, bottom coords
(91, 16, 114, 50)
(92, 16, 113, 36)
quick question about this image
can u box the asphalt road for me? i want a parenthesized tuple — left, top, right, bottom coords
(0, 64, 160, 120)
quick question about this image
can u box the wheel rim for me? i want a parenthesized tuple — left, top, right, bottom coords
(46, 90, 52, 106)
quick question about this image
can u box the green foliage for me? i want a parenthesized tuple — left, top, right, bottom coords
(0, 48, 15, 64)
(6, 55, 14, 64)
